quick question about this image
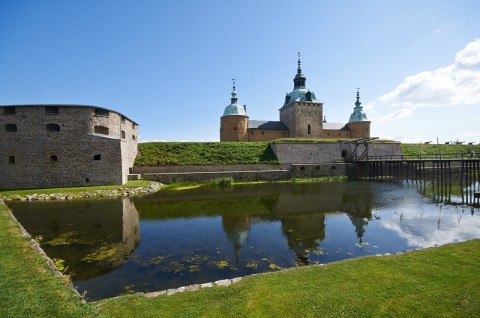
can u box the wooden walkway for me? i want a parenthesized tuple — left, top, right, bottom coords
(352, 154, 480, 205)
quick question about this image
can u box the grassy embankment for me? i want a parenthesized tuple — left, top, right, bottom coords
(135, 142, 278, 165)
(0, 203, 98, 318)
(2, 199, 479, 317)
(136, 141, 480, 166)
(401, 143, 480, 158)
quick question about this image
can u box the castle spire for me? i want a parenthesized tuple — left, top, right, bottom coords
(355, 88, 361, 107)
(297, 52, 302, 74)
(348, 88, 368, 123)
(293, 52, 306, 89)
(231, 78, 238, 104)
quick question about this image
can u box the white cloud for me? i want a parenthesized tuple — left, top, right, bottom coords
(378, 39, 480, 122)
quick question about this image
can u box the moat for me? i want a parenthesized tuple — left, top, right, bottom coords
(9, 180, 480, 300)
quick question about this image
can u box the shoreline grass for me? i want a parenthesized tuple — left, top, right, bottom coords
(0, 203, 98, 318)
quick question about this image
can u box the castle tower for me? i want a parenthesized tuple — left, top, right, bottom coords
(347, 89, 371, 138)
(220, 80, 248, 142)
(279, 53, 324, 138)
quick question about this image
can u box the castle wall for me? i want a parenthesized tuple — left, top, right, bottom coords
(321, 129, 351, 138)
(0, 105, 137, 189)
(279, 102, 323, 138)
(271, 141, 402, 164)
(247, 129, 287, 142)
(346, 121, 371, 139)
(220, 115, 248, 142)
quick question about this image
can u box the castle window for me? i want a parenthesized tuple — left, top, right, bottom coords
(5, 124, 17, 132)
(93, 154, 101, 160)
(234, 127, 237, 131)
(308, 124, 311, 135)
(94, 126, 109, 135)
(121, 116, 126, 123)
(251, 131, 253, 135)
(95, 108, 109, 117)
(132, 135, 136, 140)
(283, 132, 285, 136)
(262, 131, 264, 135)
(8, 156, 15, 164)
(45, 106, 59, 114)
(121, 130, 126, 139)
(4, 107, 15, 114)
(132, 123, 136, 129)
(305, 91, 312, 101)
(46, 123, 60, 132)
(50, 155, 58, 162)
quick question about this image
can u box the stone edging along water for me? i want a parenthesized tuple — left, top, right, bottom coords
(0, 182, 163, 201)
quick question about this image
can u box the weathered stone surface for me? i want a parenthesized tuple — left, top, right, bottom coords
(214, 279, 232, 287)
(0, 105, 138, 189)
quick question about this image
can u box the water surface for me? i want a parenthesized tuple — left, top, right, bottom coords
(9, 181, 480, 300)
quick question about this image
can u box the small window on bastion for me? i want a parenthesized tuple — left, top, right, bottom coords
(95, 108, 109, 117)
(46, 123, 60, 132)
(4, 107, 15, 114)
(50, 155, 58, 162)
(45, 106, 59, 114)
(132, 135, 136, 140)
(8, 156, 15, 164)
(5, 124, 17, 132)
(121, 130, 126, 139)
(94, 126, 109, 135)
(94, 154, 101, 160)
(121, 116, 126, 123)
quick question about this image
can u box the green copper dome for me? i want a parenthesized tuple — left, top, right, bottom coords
(348, 90, 368, 123)
(223, 88, 246, 116)
(283, 54, 318, 106)
(283, 88, 318, 106)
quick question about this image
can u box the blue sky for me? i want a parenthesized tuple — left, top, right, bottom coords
(1, 0, 479, 143)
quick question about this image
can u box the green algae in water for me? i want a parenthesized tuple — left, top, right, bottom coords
(268, 263, 283, 271)
(245, 261, 259, 269)
(82, 244, 123, 263)
(214, 259, 230, 269)
(53, 258, 66, 272)
(45, 231, 78, 246)
(148, 256, 165, 265)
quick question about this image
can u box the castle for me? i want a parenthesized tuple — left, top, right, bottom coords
(0, 104, 138, 189)
(220, 55, 370, 142)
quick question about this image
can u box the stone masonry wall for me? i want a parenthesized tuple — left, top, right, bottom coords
(0, 105, 137, 189)
(271, 141, 402, 164)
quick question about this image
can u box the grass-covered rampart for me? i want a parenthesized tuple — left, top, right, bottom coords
(135, 142, 278, 166)
(136, 141, 480, 166)
(401, 143, 480, 158)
